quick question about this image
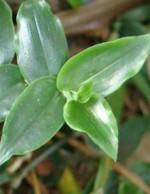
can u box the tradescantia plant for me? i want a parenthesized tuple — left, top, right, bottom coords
(0, 0, 150, 165)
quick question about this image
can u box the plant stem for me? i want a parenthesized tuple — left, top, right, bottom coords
(57, 133, 150, 194)
(12, 138, 66, 188)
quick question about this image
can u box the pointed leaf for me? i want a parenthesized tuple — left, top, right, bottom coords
(0, 77, 65, 165)
(16, 0, 68, 82)
(0, 0, 14, 64)
(57, 34, 150, 96)
(64, 96, 118, 160)
(0, 64, 25, 122)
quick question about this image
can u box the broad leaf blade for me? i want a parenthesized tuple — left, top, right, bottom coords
(57, 34, 150, 96)
(64, 96, 118, 160)
(0, 64, 25, 122)
(0, 77, 65, 165)
(16, 0, 68, 82)
(0, 0, 14, 64)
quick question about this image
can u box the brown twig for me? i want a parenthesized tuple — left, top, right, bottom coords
(7, 0, 149, 35)
(57, 133, 150, 194)
(10, 132, 150, 194)
(57, 132, 100, 159)
(28, 171, 41, 194)
(113, 162, 150, 194)
(58, 0, 149, 35)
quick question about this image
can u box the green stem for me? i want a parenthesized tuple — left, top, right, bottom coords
(93, 157, 112, 193)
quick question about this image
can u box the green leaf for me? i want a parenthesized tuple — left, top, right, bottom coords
(76, 81, 93, 103)
(57, 34, 150, 97)
(64, 96, 118, 160)
(119, 162, 150, 194)
(118, 21, 147, 37)
(119, 4, 150, 22)
(0, 77, 65, 165)
(16, 0, 68, 82)
(118, 115, 150, 162)
(132, 73, 150, 103)
(0, 0, 14, 64)
(67, 0, 86, 8)
(0, 64, 26, 122)
(107, 86, 125, 123)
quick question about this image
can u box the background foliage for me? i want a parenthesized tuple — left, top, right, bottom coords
(0, 0, 150, 193)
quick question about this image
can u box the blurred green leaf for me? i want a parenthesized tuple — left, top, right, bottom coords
(0, 77, 65, 165)
(116, 17, 150, 104)
(0, 172, 11, 186)
(57, 34, 150, 97)
(104, 172, 119, 194)
(107, 86, 125, 123)
(84, 177, 94, 194)
(119, 115, 150, 161)
(119, 162, 150, 194)
(118, 21, 147, 37)
(0, 0, 14, 64)
(0, 64, 26, 122)
(16, 0, 68, 82)
(64, 96, 118, 160)
(120, 4, 150, 22)
(133, 73, 150, 103)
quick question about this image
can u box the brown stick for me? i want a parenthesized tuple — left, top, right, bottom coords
(58, 0, 149, 35)
(7, 0, 149, 35)
(57, 133, 150, 194)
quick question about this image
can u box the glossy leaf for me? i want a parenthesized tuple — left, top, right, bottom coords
(57, 34, 150, 97)
(0, 77, 65, 165)
(64, 96, 118, 160)
(0, 64, 25, 122)
(16, 0, 68, 82)
(0, 0, 14, 64)
(117, 18, 150, 103)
